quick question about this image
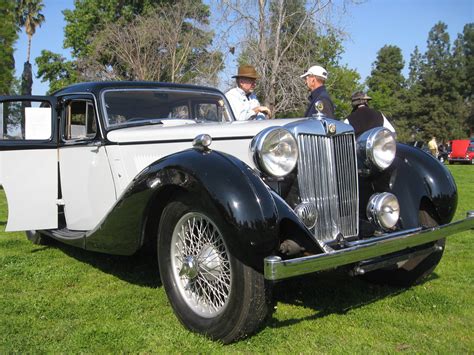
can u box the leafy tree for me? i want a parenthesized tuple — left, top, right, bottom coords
(17, 0, 45, 63)
(17, 0, 45, 96)
(36, 50, 78, 93)
(0, 1, 18, 95)
(36, 0, 215, 91)
(227, 0, 359, 118)
(417, 22, 467, 142)
(366, 45, 406, 132)
(36, 0, 162, 91)
(62, 0, 169, 59)
(400, 46, 425, 141)
(453, 23, 474, 135)
(79, 2, 221, 84)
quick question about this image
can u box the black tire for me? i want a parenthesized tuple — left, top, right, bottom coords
(362, 210, 445, 287)
(157, 195, 272, 343)
(25, 230, 50, 245)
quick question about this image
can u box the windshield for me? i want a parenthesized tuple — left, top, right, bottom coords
(102, 89, 232, 128)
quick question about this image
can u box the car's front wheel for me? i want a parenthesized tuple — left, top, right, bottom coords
(158, 195, 272, 343)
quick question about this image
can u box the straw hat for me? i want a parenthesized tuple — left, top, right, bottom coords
(232, 65, 259, 79)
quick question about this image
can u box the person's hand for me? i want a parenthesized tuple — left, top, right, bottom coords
(253, 106, 271, 117)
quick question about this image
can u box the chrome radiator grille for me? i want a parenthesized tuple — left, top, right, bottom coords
(297, 133, 358, 243)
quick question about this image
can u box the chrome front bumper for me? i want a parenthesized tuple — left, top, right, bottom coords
(264, 213, 474, 280)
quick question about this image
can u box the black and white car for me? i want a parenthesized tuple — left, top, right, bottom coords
(0, 82, 473, 343)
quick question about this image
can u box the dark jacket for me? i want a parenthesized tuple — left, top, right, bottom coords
(304, 86, 335, 118)
(346, 105, 384, 136)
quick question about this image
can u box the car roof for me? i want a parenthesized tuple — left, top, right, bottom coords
(52, 81, 224, 97)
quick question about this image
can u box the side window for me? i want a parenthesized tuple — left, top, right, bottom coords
(169, 104, 189, 119)
(0, 100, 52, 140)
(196, 103, 218, 122)
(64, 100, 97, 140)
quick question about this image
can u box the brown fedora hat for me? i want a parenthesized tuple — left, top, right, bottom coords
(232, 65, 259, 79)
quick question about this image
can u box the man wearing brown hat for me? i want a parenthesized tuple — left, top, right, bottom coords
(344, 91, 395, 136)
(225, 65, 271, 120)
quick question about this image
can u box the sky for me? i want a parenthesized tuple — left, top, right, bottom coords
(13, 0, 474, 95)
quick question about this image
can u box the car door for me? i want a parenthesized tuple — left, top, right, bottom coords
(0, 96, 58, 231)
(58, 95, 117, 230)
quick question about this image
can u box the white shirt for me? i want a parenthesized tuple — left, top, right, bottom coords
(225, 87, 265, 121)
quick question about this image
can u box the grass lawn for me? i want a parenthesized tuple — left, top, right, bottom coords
(0, 165, 473, 352)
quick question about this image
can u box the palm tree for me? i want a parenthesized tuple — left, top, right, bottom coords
(17, 0, 45, 63)
(17, 0, 45, 96)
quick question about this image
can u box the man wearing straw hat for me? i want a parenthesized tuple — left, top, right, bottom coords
(225, 65, 271, 120)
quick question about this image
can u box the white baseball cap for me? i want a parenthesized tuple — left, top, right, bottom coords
(300, 65, 328, 80)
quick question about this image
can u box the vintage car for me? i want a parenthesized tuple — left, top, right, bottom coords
(0, 82, 473, 343)
(448, 139, 474, 164)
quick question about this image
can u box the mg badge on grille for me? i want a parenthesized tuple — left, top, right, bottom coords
(327, 123, 336, 135)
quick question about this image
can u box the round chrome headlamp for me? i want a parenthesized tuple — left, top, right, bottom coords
(367, 192, 400, 230)
(358, 128, 396, 170)
(250, 127, 298, 177)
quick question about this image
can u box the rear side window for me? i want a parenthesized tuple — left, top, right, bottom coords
(0, 100, 52, 141)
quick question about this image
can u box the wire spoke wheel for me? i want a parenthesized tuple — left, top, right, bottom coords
(171, 212, 232, 317)
(158, 195, 272, 342)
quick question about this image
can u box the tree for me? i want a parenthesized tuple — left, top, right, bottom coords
(17, 0, 45, 64)
(79, 2, 222, 85)
(17, 0, 45, 96)
(417, 22, 467, 142)
(399, 46, 425, 141)
(0, 1, 18, 95)
(219, 0, 359, 118)
(366, 45, 405, 125)
(36, 50, 78, 93)
(36, 0, 162, 91)
(453, 23, 474, 136)
(63, 0, 166, 59)
(36, 0, 217, 91)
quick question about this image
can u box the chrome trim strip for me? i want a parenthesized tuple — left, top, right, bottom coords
(264, 216, 474, 280)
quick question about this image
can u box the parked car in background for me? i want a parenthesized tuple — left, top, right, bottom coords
(448, 139, 474, 164)
(408, 140, 447, 162)
(0, 82, 473, 343)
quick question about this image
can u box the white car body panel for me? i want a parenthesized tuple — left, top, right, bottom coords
(106, 118, 302, 197)
(0, 149, 58, 231)
(0, 85, 304, 233)
(59, 145, 117, 230)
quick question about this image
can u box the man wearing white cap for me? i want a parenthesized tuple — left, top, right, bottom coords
(300, 65, 335, 118)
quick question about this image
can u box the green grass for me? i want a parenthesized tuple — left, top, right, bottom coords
(1, 165, 473, 352)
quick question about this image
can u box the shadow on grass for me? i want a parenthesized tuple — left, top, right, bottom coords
(36, 238, 161, 288)
(269, 270, 439, 329)
(32, 238, 440, 333)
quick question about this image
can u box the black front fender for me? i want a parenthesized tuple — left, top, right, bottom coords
(85, 148, 281, 271)
(371, 143, 457, 228)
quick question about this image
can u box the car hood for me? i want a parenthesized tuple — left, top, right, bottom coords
(106, 118, 305, 143)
